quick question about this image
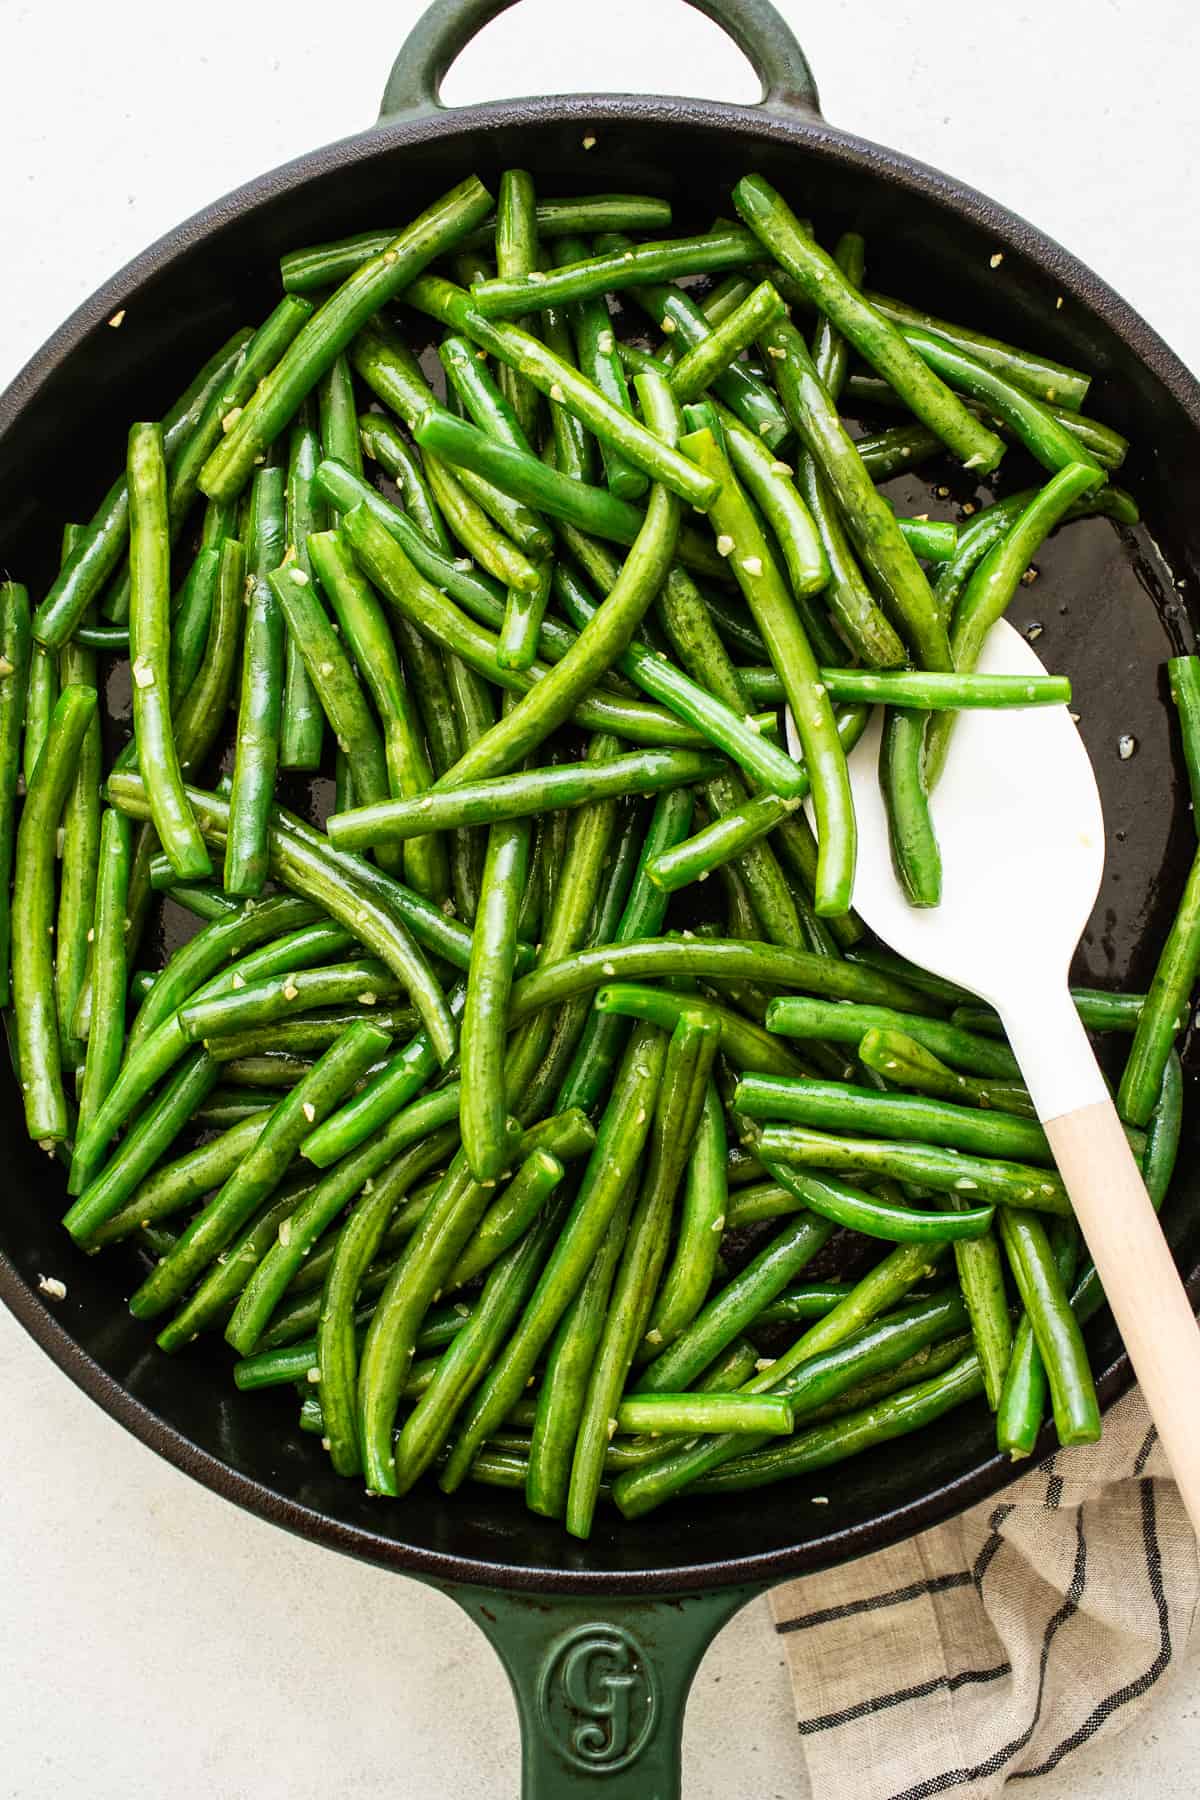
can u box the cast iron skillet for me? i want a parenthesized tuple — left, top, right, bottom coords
(2, 2, 1198, 1790)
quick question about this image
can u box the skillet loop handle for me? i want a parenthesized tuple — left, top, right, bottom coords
(378, 0, 821, 122)
(437, 1578, 761, 1796)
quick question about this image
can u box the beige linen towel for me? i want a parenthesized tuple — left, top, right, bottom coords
(770, 1387, 1199, 1798)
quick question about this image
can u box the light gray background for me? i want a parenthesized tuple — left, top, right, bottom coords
(2, 2, 1198, 1794)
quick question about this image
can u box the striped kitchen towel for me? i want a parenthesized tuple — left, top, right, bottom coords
(770, 1386, 1199, 1798)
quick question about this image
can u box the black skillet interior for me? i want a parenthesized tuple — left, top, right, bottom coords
(1, 94, 1198, 1593)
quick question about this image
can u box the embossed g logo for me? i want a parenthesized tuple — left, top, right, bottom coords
(537, 1624, 658, 1774)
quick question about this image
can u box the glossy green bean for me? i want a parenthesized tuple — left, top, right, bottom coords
(448, 1148, 569, 1291)
(0, 582, 31, 1005)
(756, 1155, 991, 1242)
(279, 408, 326, 769)
(328, 747, 722, 845)
(167, 545, 222, 700)
(461, 818, 532, 1181)
(735, 177, 1003, 470)
(127, 422, 211, 879)
(439, 1026, 667, 1494)
(999, 1209, 1098, 1444)
(129, 1022, 391, 1322)
(859, 1028, 1035, 1117)
(758, 1123, 1070, 1214)
(1117, 846, 1200, 1126)
(766, 996, 1018, 1076)
(225, 466, 285, 894)
(996, 1219, 1078, 1458)
(470, 227, 762, 317)
(53, 639, 101, 1064)
(12, 684, 98, 1140)
(405, 274, 719, 508)
(73, 810, 132, 1153)
(173, 536, 247, 778)
(552, 553, 808, 796)
(554, 232, 646, 503)
(268, 566, 389, 806)
(864, 291, 1091, 409)
(926, 462, 1102, 785)
(64, 1049, 221, 1238)
(1169, 655, 1200, 819)
(737, 1073, 1051, 1161)
(199, 177, 492, 501)
(87, 1112, 270, 1249)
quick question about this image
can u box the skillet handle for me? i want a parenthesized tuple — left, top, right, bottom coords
(378, 0, 821, 122)
(436, 1577, 762, 1796)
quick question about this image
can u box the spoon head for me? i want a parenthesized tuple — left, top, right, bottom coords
(794, 620, 1105, 1010)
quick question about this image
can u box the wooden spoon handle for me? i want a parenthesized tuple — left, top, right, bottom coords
(1044, 1100, 1200, 1533)
(1002, 989, 1200, 1535)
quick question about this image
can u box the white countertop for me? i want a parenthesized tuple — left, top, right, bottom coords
(2, 3, 1198, 1794)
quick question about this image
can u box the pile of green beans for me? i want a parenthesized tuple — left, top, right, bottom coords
(3, 166, 1190, 1536)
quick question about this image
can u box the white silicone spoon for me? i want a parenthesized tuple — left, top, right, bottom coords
(789, 618, 1200, 1529)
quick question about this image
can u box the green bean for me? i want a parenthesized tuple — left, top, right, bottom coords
(281, 197, 673, 289)
(356, 1117, 529, 1494)
(759, 1152, 992, 1242)
(173, 536, 247, 779)
(27, 627, 64, 780)
(613, 1239, 945, 1515)
(665, 277, 784, 400)
(397, 1194, 568, 1495)
(424, 449, 548, 588)
(565, 1012, 719, 1535)
(460, 818, 531, 1181)
(306, 531, 444, 901)
(614, 273, 790, 451)
(644, 791, 799, 893)
(179, 960, 400, 1043)
(204, 1005, 417, 1065)
(712, 407, 834, 643)
(926, 462, 1102, 784)
(843, 371, 1127, 471)
(439, 333, 531, 453)
(405, 275, 719, 509)
(106, 772, 458, 1062)
(899, 327, 1103, 480)
(470, 227, 761, 317)
(389, 614, 480, 922)
(794, 454, 907, 668)
(811, 229, 864, 397)
(492, 169, 542, 444)
(199, 178, 491, 501)
(510, 932, 937, 1031)
(766, 995, 1018, 1075)
(129, 1023, 391, 1323)
(225, 466, 285, 893)
(692, 1353, 985, 1493)
(855, 422, 945, 481)
(338, 501, 719, 749)
(277, 408, 326, 769)
(52, 641, 101, 1065)
(223, 1036, 442, 1356)
(448, 1148, 569, 1292)
(328, 747, 722, 845)
(894, 517, 957, 562)
(11, 685, 98, 1140)
(191, 1088, 276, 1129)
(268, 565, 389, 805)
(723, 1181, 804, 1229)
(680, 424, 854, 913)
(996, 1219, 1078, 1458)
(764, 316, 951, 674)
(412, 405, 714, 576)
(0, 582, 32, 1000)
(67, 915, 351, 1199)
(591, 982, 794, 1076)
(525, 1184, 638, 1518)
(735, 1074, 1051, 1161)
(126, 422, 212, 879)
(751, 1281, 856, 1323)
(552, 553, 808, 796)
(130, 892, 319, 1050)
(218, 1053, 315, 1088)
(954, 990, 1153, 1039)
(317, 355, 361, 483)
(864, 291, 1091, 409)
(552, 233, 646, 503)
(439, 1026, 668, 1493)
(555, 790, 692, 1112)
(167, 545, 222, 700)
(858, 1028, 1035, 1117)
(641, 1083, 728, 1354)
(619, 1395, 792, 1436)
(758, 1123, 1069, 1215)
(32, 331, 256, 646)
(737, 179, 1005, 469)
(157, 1182, 317, 1354)
(73, 810, 131, 1152)
(86, 1112, 270, 1249)
(1169, 656, 1200, 818)
(636, 1213, 836, 1398)
(999, 1209, 1098, 1444)
(64, 1048, 221, 1237)
(1117, 847, 1200, 1124)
